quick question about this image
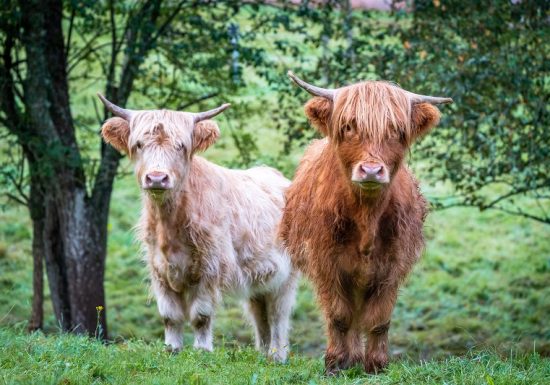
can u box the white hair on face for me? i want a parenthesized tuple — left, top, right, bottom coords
(126, 110, 196, 188)
(128, 110, 195, 156)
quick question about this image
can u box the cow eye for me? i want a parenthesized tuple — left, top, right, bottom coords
(177, 143, 186, 153)
(343, 124, 354, 136)
(136, 141, 143, 150)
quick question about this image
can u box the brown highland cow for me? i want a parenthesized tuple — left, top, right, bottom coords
(279, 71, 452, 374)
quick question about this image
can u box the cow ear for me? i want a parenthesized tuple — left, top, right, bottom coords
(193, 120, 220, 153)
(304, 97, 333, 137)
(101, 117, 130, 153)
(411, 103, 441, 140)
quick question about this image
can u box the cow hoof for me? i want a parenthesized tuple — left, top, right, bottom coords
(266, 346, 288, 363)
(324, 365, 342, 377)
(363, 354, 388, 374)
(165, 345, 182, 355)
(324, 353, 348, 376)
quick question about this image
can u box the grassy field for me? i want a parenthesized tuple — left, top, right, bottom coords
(1, 326, 548, 385)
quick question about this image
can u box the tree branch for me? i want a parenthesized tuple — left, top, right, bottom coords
(6, 192, 28, 206)
(65, 6, 76, 60)
(0, 22, 23, 136)
(492, 206, 550, 225)
(67, 30, 105, 74)
(177, 92, 220, 110)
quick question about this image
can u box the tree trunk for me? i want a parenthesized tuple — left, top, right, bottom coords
(19, 0, 110, 338)
(31, 179, 110, 337)
(12, 0, 163, 338)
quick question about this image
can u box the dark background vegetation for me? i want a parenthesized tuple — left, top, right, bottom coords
(0, 0, 548, 383)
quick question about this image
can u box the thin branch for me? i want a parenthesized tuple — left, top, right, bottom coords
(0, 25, 23, 135)
(68, 42, 113, 75)
(492, 205, 550, 225)
(92, 96, 103, 126)
(6, 192, 28, 206)
(177, 92, 220, 110)
(67, 30, 105, 74)
(432, 198, 550, 225)
(5, 170, 29, 204)
(481, 186, 531, 210)
(146, 0, 187, 47)
(107, 0, 118, 92)
(65, 6, 76, 60)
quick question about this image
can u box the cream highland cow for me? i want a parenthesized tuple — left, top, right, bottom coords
(98, 94, 297, 362)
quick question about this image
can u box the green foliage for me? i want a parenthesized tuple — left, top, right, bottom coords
(388, 0, 549, 222)
(1, 326, 548, 384)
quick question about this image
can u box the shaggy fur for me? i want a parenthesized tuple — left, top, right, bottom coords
(102, 109, 298, 362)
(279, 81, 442, 374)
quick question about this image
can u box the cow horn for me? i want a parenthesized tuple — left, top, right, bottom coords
(287, 71, 337, 100)
(405, 91, 453, 105)
(97, 93, 134, 121)
(193, 103, 231, 123)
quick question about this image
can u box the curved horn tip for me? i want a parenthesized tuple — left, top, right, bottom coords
(432, 97, 454, 105)
(286, 71, 336, 100)
(287, 70, 299, 83)
(96, 92, 132, 120)
(96, 92, 112, 106)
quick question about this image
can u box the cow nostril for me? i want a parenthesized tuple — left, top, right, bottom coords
(361, 164, 382, 176)
(371, 166, 382, 175)
(145, 172, 170, 188)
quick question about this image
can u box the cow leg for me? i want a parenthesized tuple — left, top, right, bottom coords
(319, 290, 357, 375)
(265, 272, 298, 362)
(361, 285, 398, 374)
(152, 278, 185, 352)
(246, 295, 270, 353)
(346, 325, 365, 368)
(189, 286, 216, 352)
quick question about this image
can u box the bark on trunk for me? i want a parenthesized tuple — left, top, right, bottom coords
(28, 219, 44, 332)
(32, 181, 110, 337)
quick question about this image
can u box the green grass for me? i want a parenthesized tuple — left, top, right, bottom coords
(1, 326, 548, 385)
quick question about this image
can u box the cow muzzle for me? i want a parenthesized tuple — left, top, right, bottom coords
(351, 162, 390, 190)
(143, 171, 172, 191)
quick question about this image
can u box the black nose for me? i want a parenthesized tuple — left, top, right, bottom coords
(144, 172, 170, 190)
